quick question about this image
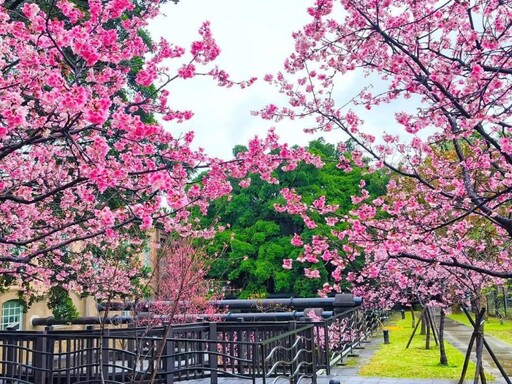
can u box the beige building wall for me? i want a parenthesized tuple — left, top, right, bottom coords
(147, 227, 167, 296)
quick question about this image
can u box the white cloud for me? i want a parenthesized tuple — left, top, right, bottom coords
(149, 1, 430, 160)
(149, 0, 316, 158)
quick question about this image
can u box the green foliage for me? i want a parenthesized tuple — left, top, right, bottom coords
(48, 287, 79, 321)
(203, 138, 388, 297)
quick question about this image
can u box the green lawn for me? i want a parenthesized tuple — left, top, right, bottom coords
(448, 312, 512, 345)
(358, 313, 493, 380)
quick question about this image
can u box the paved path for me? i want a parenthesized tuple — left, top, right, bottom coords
(442, 317, 512, 384)
(179, 378, 470, 384)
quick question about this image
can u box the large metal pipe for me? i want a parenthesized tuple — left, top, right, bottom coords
(141, 310, 339, 321)
(209, 294, 362, 311)
(31, 316, 133, 327)
(220, 311, 335, 321)
(32, 310, 340, 327)
(97, 294, 362, 312)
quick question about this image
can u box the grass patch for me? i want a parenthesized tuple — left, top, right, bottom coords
(359, 313, 493, 380)
(449, 313, 512, 345)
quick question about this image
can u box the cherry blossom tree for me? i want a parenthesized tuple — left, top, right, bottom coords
(133, 236, 222, 325)
(259, 0, 512, 295)
(258, 0, 511, 378)
(0, 0, 321, 301)
(127, 236, 224, 384)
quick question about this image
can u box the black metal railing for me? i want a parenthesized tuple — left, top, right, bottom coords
(260, 322, 316, 384)
(303, 308, 388, 373)
(0, 309, 386, 383)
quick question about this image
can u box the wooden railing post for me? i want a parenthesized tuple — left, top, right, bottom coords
(33, 328, 49, 383)
(258, 343, 265, 384)
(85, 326, 94, 380)
(164, 325, 175, 384)
(323, 320, 330, 374)
(307, 324, 317, 383)
(208, 322, 218, 384)
(4, 332, 16, 380)
(127, 323, 135, 369)
(102, 329, 110, 380)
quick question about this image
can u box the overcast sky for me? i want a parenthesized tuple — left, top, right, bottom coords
(148, 1, 412, 160)
(147, 0, 335, 159)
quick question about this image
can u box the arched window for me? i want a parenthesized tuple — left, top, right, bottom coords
(1, 300, 23, 330)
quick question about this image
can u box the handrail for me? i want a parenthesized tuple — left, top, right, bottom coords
(97, 294, 363, 312)
(0, 309, 388, 384)
(292, 359, 315, 376)
(257, 322, 316, 383)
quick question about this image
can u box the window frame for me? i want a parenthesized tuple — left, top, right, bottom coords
(1, 300, 24, 330)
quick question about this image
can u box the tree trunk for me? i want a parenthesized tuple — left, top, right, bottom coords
(439, 309, 448, 365)
(425, 317, 431, 350)
(420, 314, 427, 335)
(410, 307, 415, 328)
(474, 322, 485, 384)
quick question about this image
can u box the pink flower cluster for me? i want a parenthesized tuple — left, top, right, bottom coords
(0, 0, 323, 300)
(260, 0, 512, 309)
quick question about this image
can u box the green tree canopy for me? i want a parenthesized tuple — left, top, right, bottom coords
(203, 138, 388, 298)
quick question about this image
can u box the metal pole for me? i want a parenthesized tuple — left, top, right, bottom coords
(383, 329, 390, 344)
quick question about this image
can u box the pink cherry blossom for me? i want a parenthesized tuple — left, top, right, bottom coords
(291, 233, 303, 246)
(263, 0, 512, 315)
(0, 0, 319, 301)
(178, 64, 196, 79)
(282, 258, 293, 270)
